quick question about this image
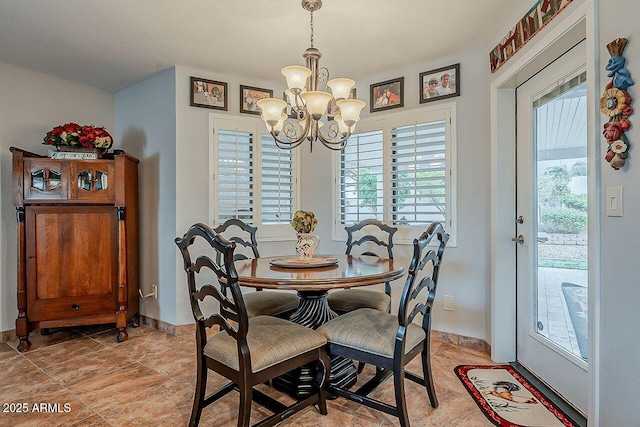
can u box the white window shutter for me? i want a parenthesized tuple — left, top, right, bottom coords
(216, 128, 255, 224)
(337, 130, 385, 225)
(261, 133, 294, 225)
(390, 120, 447, 226)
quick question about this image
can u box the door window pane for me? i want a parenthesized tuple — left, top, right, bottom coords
(534, 73, 588, 360)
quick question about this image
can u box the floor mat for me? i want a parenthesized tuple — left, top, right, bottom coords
(561, 282, 588, 359)
(454, 365, 577, 427)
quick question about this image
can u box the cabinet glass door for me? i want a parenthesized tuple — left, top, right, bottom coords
(70, 161, 115, 201)
(23, 160, 69, 200)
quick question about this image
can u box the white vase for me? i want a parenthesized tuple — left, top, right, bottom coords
(295, 233, 320, 260)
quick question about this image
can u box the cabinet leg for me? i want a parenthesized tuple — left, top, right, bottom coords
(17, 336, 32, 352)
(116, 310, 129, 340)
(16, 317, 31, 352)
(116, 327, 128, 342)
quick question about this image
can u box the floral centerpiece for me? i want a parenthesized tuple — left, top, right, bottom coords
(292, 210, 319, 260)
(291, 210, 318, 234)
(43, 122, 114, 152)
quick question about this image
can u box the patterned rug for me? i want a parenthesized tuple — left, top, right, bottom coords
(561, 282, 588, 359)
(455, 365, 577, 427)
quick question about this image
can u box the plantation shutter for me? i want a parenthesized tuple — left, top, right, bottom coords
(338, 129, 384, 224)
(261, 133, 294, 224)
(217, 128, 254, 224)
(390, 120, 446, 225)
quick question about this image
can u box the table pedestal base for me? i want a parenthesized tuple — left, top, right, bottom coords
(271, 354, 357, 398)
(272, 290, 357, 398)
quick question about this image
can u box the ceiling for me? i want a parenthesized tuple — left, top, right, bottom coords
(0, 0, 517, 93)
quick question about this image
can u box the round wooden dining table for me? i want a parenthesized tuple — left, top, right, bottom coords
(233, 254, 405, 398)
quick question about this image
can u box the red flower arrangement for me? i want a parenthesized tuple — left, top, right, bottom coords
(43, 122, 113, 150)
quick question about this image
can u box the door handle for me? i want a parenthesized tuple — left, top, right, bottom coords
(511, 235, 525, 244)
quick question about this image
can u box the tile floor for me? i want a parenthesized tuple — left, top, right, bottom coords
(538, 266, 588, 359)
(0, 324, 496, 427)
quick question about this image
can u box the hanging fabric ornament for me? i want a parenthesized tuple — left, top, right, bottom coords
(600, 38, 634, 170)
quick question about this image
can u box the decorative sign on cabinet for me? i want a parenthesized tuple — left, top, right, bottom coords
(10, 147, 139, 351)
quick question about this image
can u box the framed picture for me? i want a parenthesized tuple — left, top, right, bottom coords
(419, 63, 460, 104)
(190, 77, 228, 110)
(240, 85, 273, 115)
(370, 77, 404, 113)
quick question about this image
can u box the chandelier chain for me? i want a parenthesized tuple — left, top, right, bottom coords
(310, 10, 314, 48)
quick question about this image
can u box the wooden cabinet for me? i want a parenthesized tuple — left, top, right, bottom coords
(11, 147, 139, 351)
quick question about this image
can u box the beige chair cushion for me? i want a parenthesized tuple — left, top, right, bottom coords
(317, 308, 425, 359)
(204, 316, 326, 373)
(327, 289, 391, 313)
(244, 291, 300, 318)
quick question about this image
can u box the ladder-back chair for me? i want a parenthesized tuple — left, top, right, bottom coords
(318, 222, 449, 427)
(176, 223, 330, 427)
(213, 218, 300, 318)
(327, 219, 398, 314)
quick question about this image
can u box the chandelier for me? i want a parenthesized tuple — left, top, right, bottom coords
(257, 0, 366, 151)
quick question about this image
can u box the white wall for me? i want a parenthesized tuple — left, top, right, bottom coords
(114, 65, 299, 327)
(173, 65, 288, 324)
(596, 0, 640, 423)
(139, 57, 488, 338)
(0, 61, 114, 333)
(114, 67, 177, 325)
(301, 49, 491, 340)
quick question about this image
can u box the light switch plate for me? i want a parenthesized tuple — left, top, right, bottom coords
(607, 186, 623, 217)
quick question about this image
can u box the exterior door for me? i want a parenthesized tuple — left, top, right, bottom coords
(515, 41, 588, 412)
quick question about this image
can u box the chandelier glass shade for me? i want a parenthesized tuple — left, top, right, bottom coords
(257, 0, 366, 151)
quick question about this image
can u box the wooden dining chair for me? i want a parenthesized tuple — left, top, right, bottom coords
(317, 222, 449, 427)
(176, 223, 330, 427)
(327, 219, 398, 314)
(214, 218, 300, 318)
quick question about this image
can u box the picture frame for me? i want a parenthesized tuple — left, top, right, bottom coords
(327, 88, 357, 118)
(190, 77, 228, 111)
(240, 85, 273, 115)
(370, 77, 404, 113)
(419, 63, 460, 104)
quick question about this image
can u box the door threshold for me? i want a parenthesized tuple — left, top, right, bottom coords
(510, 361, 587, 427)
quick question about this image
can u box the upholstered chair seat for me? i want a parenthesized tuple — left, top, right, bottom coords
(205, 315, 327, 372)
(318, 308, 425, 359)
(327, 289, 391, 314)
(243, 291, 300, 318)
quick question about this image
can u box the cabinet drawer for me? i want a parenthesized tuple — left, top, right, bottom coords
(28, 295, 116, 322)
(23, 159, 69, 200)
(70, 161, 115, 202)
